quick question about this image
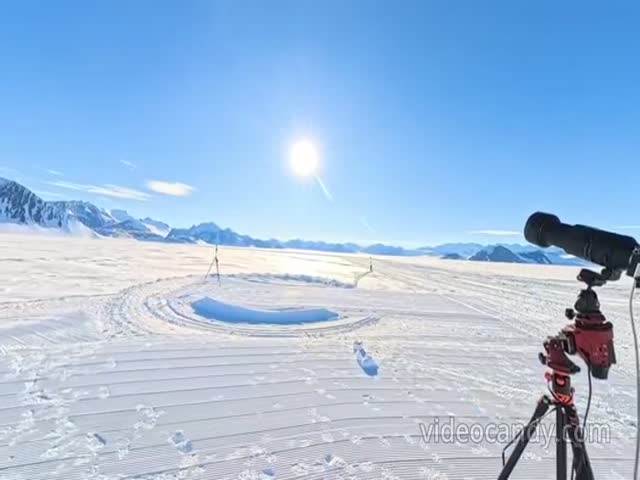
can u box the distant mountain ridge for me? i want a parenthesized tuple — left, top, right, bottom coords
(0, 177, 167, 239)
(0, 179, 95, 232)
(418, 243, 484, 258)
(470, 245, 527, 263)
(0, 177, 586, 265)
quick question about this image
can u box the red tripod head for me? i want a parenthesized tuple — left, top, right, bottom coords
(540, 270, 616, 381)
(564, 310, 616, 379)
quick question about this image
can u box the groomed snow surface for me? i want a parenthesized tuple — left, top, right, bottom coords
(0, 232, 637, 479)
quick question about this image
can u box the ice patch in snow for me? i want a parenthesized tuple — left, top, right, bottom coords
(353, 341, 379, 377)
(192, 297, 339, 325)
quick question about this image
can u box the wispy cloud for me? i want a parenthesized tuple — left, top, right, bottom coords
(360, 216, 375, 233)
(46, 169, 63, 176)
(46, 180, 151, 201)
(470, 229, 521, 236)
(314, 175, 333, 202)
(146, 180, 195, 197)
(120, 159, 137, 170)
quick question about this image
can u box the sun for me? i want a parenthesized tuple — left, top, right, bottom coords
(289, 139, 319, 177)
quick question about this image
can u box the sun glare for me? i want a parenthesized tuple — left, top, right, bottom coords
(290, 139, 319, 177)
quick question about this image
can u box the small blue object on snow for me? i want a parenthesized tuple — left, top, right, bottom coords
(169, 430, 193, 454)
(192, 297, 338, 325)
(93, 433, 107, 446)
(353, 341, 379, 377)
(261, 467, 276, 479)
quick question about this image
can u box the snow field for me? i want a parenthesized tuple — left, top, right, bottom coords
(0, 232, 637, 479)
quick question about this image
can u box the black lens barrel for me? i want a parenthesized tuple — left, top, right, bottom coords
(524, 212, 639, 272)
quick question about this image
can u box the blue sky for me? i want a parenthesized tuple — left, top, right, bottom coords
(1, 1, 638, 246)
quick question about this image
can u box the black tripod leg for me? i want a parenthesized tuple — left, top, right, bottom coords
(498, 396, 552, 480)
(557, 407, 567, 480)
(563, 405, 594, 480)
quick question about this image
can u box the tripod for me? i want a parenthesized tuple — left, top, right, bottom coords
(498, 269, 616, 480)
(498, 372, 593, 480)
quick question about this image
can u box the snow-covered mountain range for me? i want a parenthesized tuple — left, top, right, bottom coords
(0, 178, 168, 240)
(0, 177, 584, 265)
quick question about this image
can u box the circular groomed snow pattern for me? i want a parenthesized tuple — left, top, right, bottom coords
(111, 274, 380, 337)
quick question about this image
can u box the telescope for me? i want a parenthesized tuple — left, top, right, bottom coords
(525, 212, 640, 279)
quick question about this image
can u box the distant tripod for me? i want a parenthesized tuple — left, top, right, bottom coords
(205, 244, 220, 285)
